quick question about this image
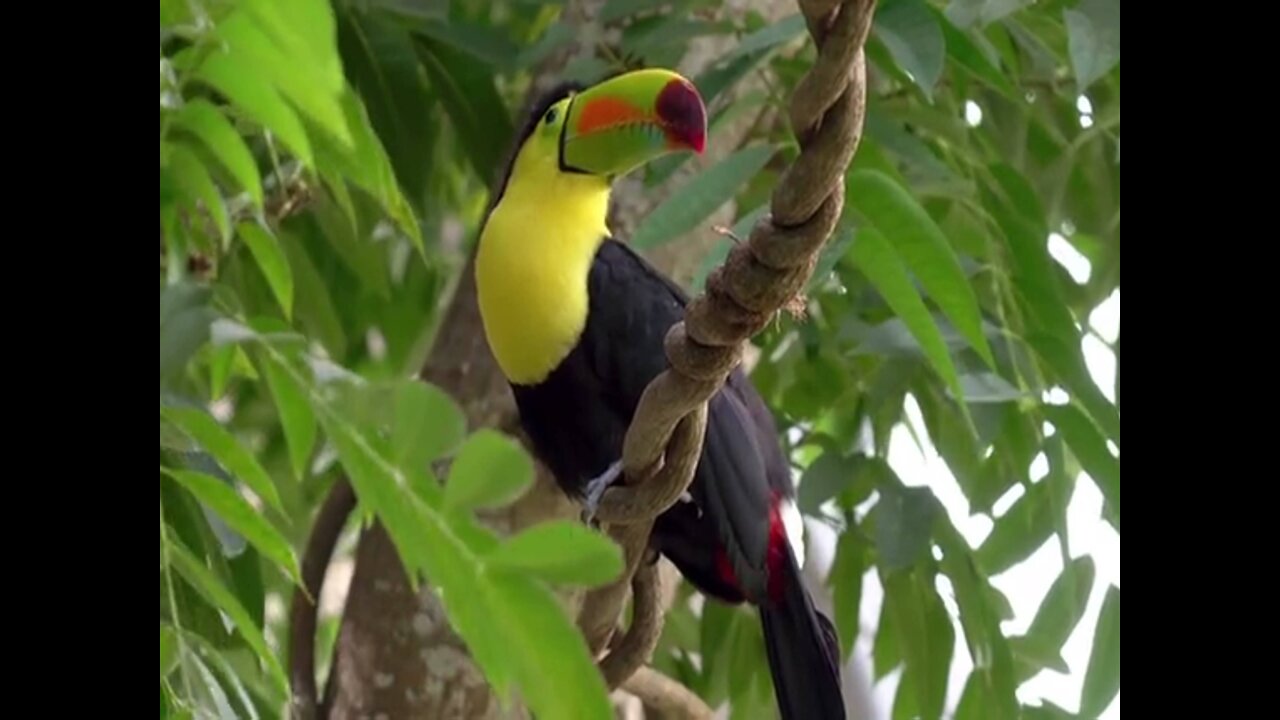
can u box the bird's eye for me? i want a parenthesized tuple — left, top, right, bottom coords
(544, 108, 558, 125)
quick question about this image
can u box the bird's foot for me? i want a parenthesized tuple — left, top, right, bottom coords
(581, 460, 624, 527)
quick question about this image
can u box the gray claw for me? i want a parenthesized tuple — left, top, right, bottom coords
(580, 460, 624, 526)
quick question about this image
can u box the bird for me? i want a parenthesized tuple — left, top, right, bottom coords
(474, 67, 845, 719)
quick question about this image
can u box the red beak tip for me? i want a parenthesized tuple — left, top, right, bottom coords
(657, 78, 708, 156)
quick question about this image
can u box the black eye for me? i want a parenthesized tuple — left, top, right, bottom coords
(544, 107, 558, 125)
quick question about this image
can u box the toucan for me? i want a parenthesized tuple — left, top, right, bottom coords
(475, 68, 845, 719)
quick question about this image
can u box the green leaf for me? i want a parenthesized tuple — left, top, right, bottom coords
(983, 172, 1120, 448)
(160, 624, 179, 678)
(161, 478, 240, 651)
(851, 226, 963, 402)
(175, 99, 264, 207)
(849, 169, 995, 368)
(391, 381, 467, 475)
(162, 467, 301, 585)
(723, 13, 806, 64)
(976, 477, 1061, 575)
(336, 8, 436, 207)
(694, 51, 770, 112)
(842, 313, 1002, 365)
(1011, 634, 1069, 678)
(884, 570, 953, 720)
(168, 145, 231, 248)
(258, 351, 317, 480)
(444, 430, 534, 513)
(160, 171, 185, 282)
(1023, 701, 1080, 720)
(875, 0, 945, 100)
(180, 453, 254, 555)
(798, 452, 875, 516)
(831, 530, 869, 659)
(938, 13, 1015, 98)
(328, 379, 464, 487)
(412, 20, 520, 70)
(161, 405, 283, 513)
(195, 46, 314, 167)
(989, 163, 1047, 234)
(237, 222, 294, 320)
(600, 0, 652, 22)
(487, 521, 623, 587)
(160, 283, 215, 385)
(1044, 404, 1119, 522)
(808, 221, 856, 292)
(728, 611, 769, 714)
(228, 546, 266, 631)
(1065, 0, 1120, 91)
(934, 525, 1019, 717)
(956, 372, 1029, 404)
(216, 11, 351, 147)
(952, 673, 984, 720)
(1080, 585, 1120, 717)
(944, 0, 1033, 28)
(318, 165, 358, 228)
(187, 646, 239, 720)
(562, 55, 611, 86)
(873, 595, 901, 678)
(699, 601, 737, 699)
(987, 186, 1073, 336)
(163, 532, 288, 696)
(631, 145, 776, 250)
(180, 629, 265, 720)
(311, 194, 391, 299)
(864, 111, 955, 185)
(892, 665, 920, 720)
(277, 227, 348, 357)
(485, 572, 615, 720)
(915, 382, 985, 494)
(305, 87, 424, 253)
(363, 0, 448, 23)
(1029, 332, 1120, 445)
(414, 34, 514, 185)
(517, 22, 574, 68)
(875, 482, 937, 571)
(314, 394, 440, 578)
(622, 18, 723, 69)
(240, 0, 345, 94)
(161, 0, 194, 27)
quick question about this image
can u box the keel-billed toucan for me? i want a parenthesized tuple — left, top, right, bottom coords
(476, 69, 845, 719)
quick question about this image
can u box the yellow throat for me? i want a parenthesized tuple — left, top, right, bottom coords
(475, 140, 611, 385)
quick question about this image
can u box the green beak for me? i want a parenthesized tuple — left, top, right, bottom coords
(560, 69, 707, 177)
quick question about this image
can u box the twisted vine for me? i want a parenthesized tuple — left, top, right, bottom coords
(578, 0, 877, 692)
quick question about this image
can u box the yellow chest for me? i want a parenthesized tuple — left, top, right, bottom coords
(475, 176, 610, 385)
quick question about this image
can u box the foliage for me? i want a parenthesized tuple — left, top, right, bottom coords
(159, 0, 1119, 718)
(160, 2, 621, 718)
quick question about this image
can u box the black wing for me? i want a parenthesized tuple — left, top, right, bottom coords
(584, 239, 782, 600)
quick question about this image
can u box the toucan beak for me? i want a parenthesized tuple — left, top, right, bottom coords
(561, 68, 707, 177)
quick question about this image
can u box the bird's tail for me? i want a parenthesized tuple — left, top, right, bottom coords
(758, 547, 846, 720)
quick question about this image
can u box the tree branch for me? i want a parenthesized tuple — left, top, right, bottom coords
(287, 479, 355, 720)
(622, 667, 715, 719)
